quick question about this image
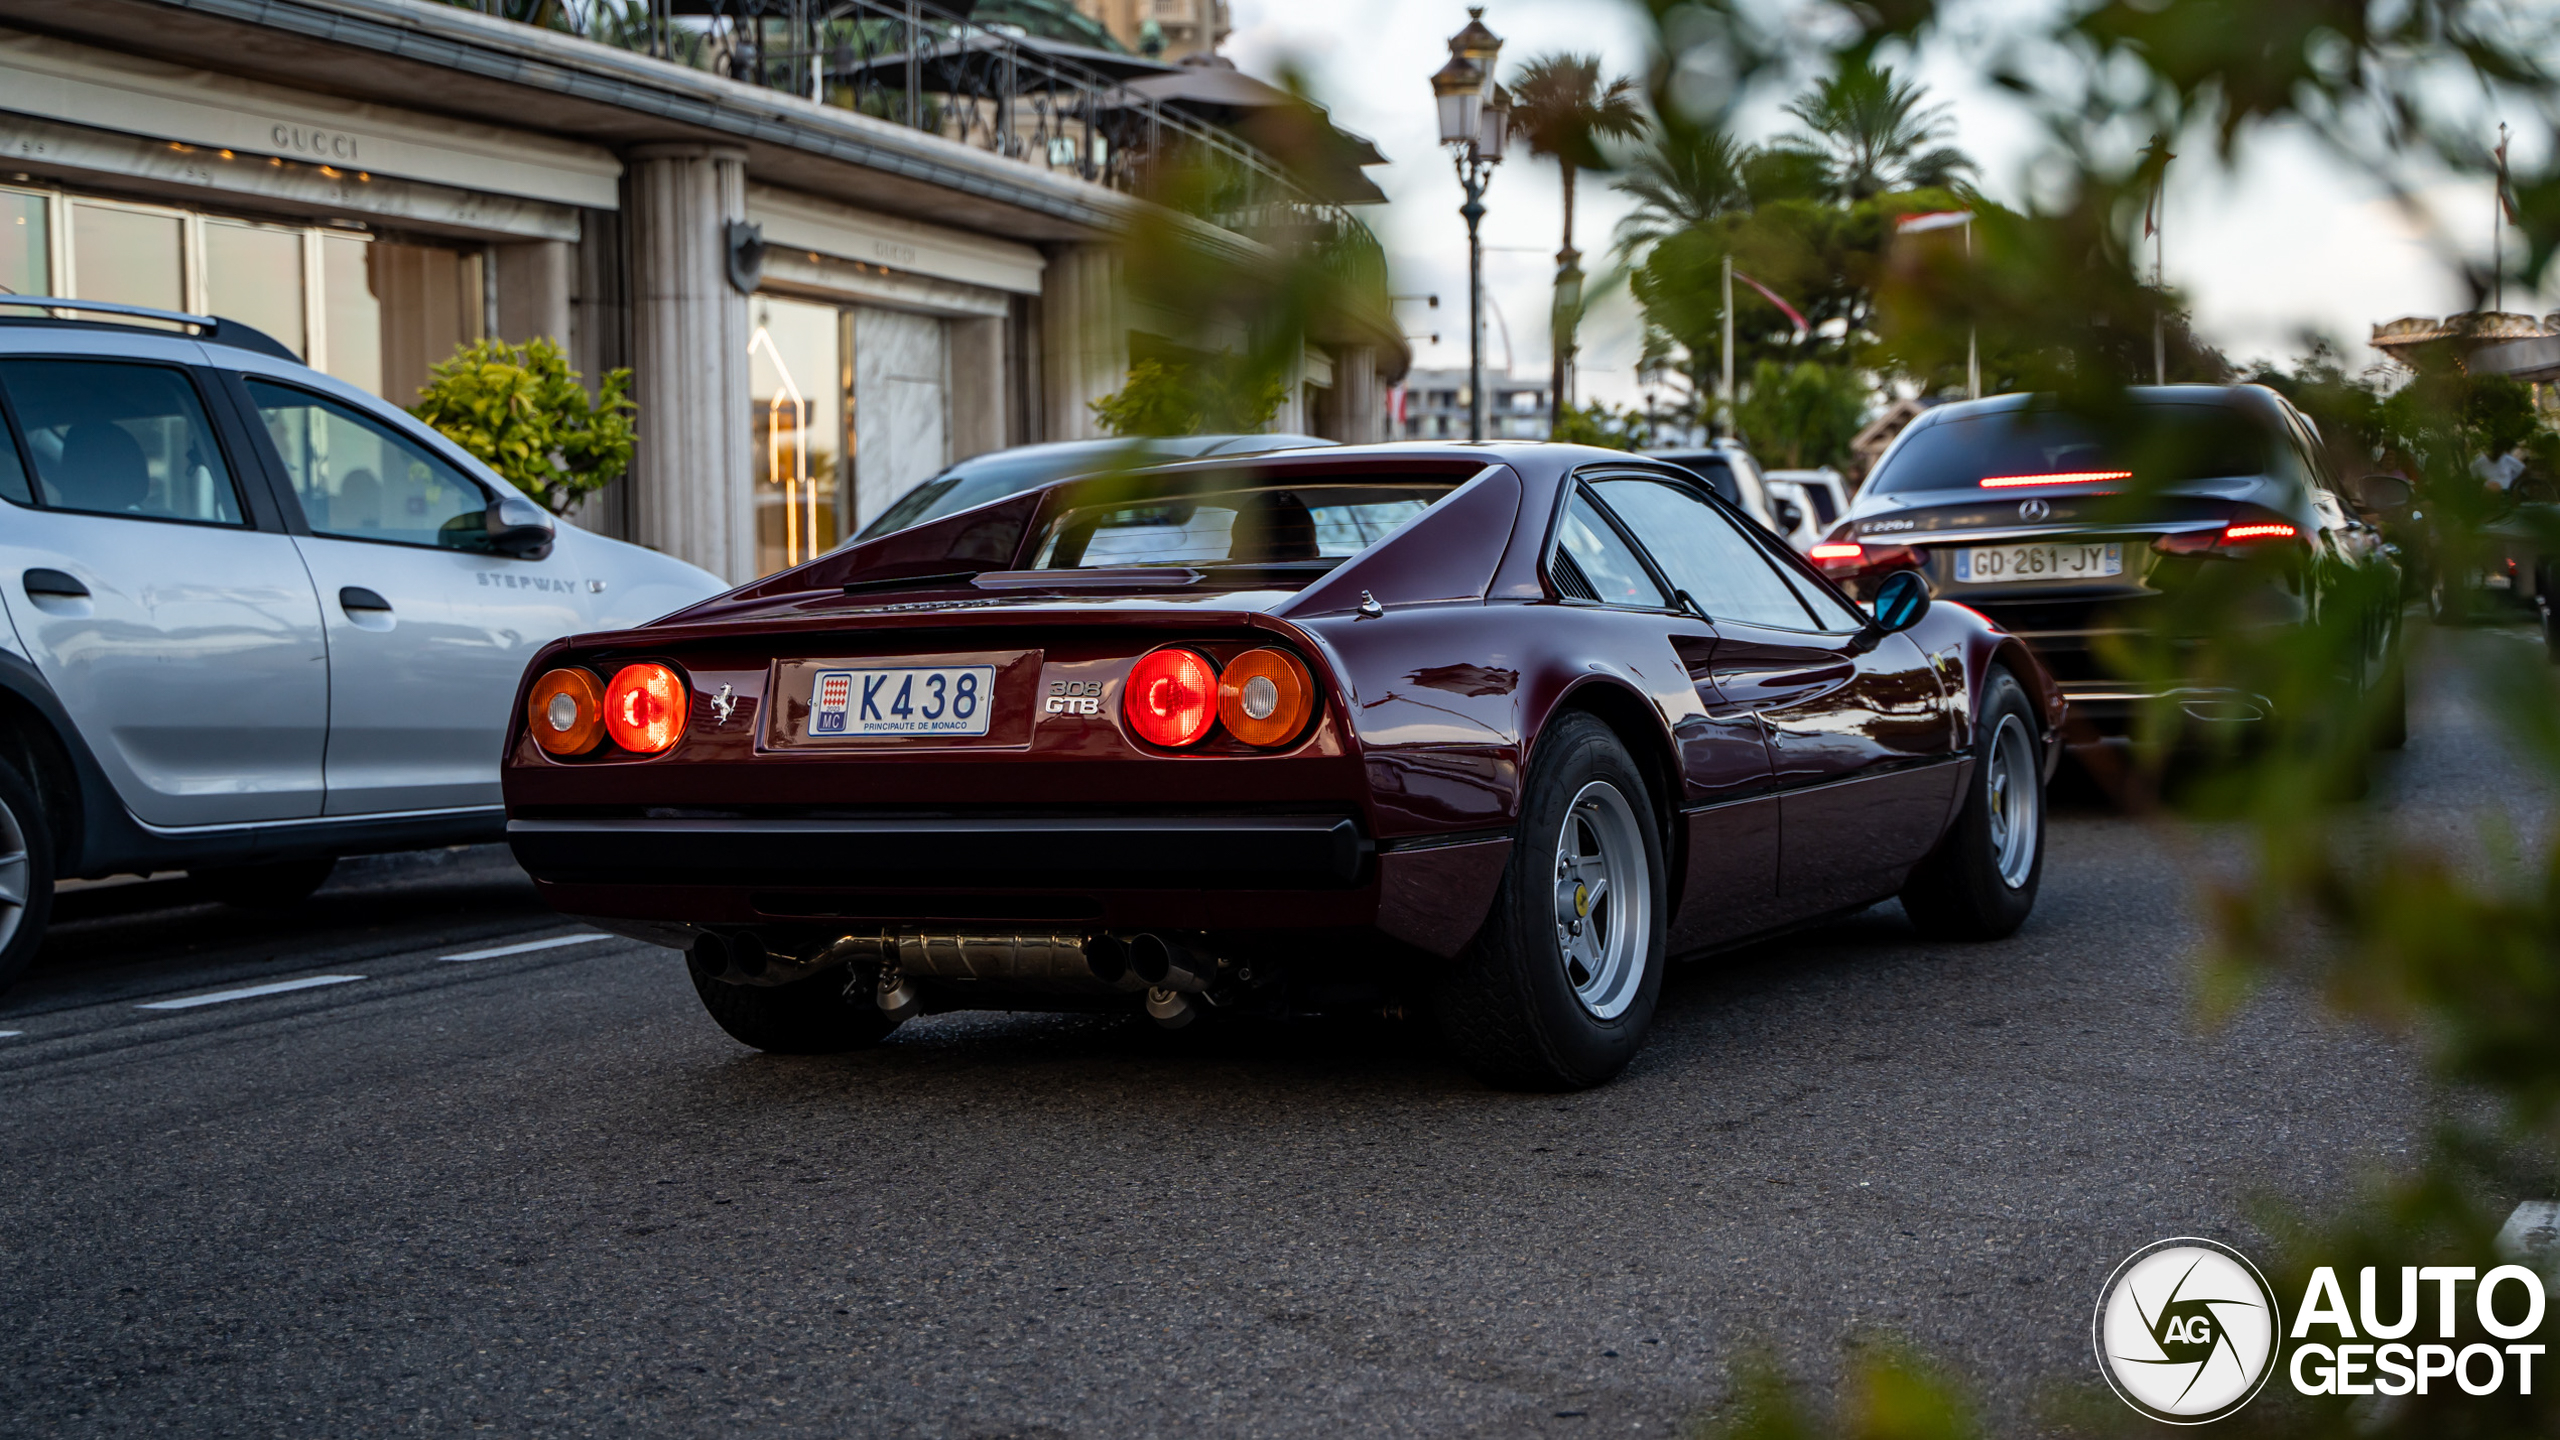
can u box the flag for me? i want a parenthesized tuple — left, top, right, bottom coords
(1896, 210, 1972, 234)
(2497, 125, 2520, 225)
(2141, 137, 2175, 238)
(1731, 271, 1809, 333)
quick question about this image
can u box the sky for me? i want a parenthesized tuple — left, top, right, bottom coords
(1222, 0, 2554, 409)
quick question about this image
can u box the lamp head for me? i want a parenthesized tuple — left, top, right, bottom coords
(1432, 53, 1485, 148)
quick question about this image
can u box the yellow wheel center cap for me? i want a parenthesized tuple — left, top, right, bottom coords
(1573, 882, 1590, 917)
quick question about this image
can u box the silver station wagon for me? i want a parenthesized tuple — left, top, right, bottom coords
(0, 298, 723, 990)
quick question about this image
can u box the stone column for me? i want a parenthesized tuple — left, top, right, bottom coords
(492, 240, 574, 351)
(947, 315, 1009, 462)
(1040, 243, 1124, 443)
(625, 144, 754, 584)
(1330, 345, 1380, 443)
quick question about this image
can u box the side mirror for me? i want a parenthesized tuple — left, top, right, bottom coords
(1773, 497, 1805, 533)
(1871, 569, 1931, 633)
(486, 493, 556, 561)
(2349, 473, 2414, 516)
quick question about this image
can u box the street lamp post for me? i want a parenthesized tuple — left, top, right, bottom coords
(1433, 8, 1506, 442)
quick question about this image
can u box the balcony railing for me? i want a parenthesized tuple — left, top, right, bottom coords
(445, 0, 1373, 256)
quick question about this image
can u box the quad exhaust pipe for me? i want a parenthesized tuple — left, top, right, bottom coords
(691, 926, 1229, 1029)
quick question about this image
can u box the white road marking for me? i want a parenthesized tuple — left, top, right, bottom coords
(137, 975, 365, 1010)
(0, 1030, 20, 1038)
(438, 933, 608, 963)
(2497, 1200, 2558, 1271)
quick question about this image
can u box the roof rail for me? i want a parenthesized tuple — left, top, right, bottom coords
(0, 295, 303, 365)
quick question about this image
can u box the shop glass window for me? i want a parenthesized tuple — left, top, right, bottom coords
(71, 203, 184, 313)
(0, 190, 47, 301)
(245, 379, 492, 550)
(204, 221, 307, 359)
(751, 296, 845, 576)
(319, 233, 383, 396)
(0, 360, 246, 524)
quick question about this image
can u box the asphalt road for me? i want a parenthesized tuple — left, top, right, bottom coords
(7, 640, 2541, 1438)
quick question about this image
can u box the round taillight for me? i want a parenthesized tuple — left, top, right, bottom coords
(603, 663, 689, 754)
(527, 668, 605, 756)
(1123, 648, 1218, 748)
(1217, 648, 1316, 747)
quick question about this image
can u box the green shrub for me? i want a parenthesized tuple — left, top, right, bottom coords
(410, 337, 636, 516)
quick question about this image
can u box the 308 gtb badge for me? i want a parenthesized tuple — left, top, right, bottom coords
(1043, 680, 1107, 716)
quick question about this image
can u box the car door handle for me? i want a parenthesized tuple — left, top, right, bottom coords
(339, 586, 392, 614)
(23, 568, 88, 600)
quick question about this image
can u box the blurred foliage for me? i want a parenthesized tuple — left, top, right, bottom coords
(1549, 400, 1652, 450)
(1615, 60, 1984, 436)
(1095, 69, 1382, 447)
(1625, 0, 2560, 1434)
(1773, 59, 1976, 203)
(410, 336, 635, 516)
(1089, 358, 1287, 437)
(1734, 358, 1868, 469)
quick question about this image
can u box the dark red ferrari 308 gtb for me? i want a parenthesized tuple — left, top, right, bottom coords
(502, 443, 2064, 1089)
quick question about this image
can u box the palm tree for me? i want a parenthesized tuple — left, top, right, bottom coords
(1505, 52, 1647, 416)
(1609, 122, 1747, 263)
(1781, 60, 1974, 201)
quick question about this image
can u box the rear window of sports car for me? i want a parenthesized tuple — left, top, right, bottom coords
(1028, 482, 1457, 570)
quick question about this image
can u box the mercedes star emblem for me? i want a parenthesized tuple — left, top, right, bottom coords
(2019, 498, 2052, 521)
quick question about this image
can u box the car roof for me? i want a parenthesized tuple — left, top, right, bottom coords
(0, 298, 304, 365)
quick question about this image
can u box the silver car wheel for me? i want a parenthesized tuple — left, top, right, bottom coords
(0, 791, 27, 955)
(1552, 780, 1649, 1021)
(1985, 712, 2040, 890)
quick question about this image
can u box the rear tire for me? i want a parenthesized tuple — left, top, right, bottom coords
(0, 761, 56, 996)
(1901, 668, 2044, 940)
(1435, 712, 1667, 1091)
(688, 957, 898, 1055)
(197, 857, 336, 910)
(2373, 661, 2409, 751)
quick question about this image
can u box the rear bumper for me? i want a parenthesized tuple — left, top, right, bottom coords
(512, 814, 1513, 953)
(509, 814, 1371, 889)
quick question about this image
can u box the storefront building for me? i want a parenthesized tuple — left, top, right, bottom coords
(0, 0, 1402, 583)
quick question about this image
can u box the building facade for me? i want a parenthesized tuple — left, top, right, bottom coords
(1391, 368, 1550, 441)
(0, 0, 1399, 584)
(1071, 0, 1231, 61)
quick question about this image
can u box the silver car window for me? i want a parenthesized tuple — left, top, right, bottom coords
(0, 403, 31, 507)
(245, 380, 494, 551)
(0, 360, 246, 525)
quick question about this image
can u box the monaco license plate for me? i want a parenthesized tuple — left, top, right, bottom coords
(808, 666, 996, 737)
(1954, 541, 2123, 583)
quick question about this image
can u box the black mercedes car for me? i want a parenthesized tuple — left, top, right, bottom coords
(1812, 386, 2405, 745)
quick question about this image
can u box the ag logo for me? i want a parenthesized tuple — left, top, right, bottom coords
(2018, 498, 2052, 521)
(2094, 1238, 2281, 1424)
